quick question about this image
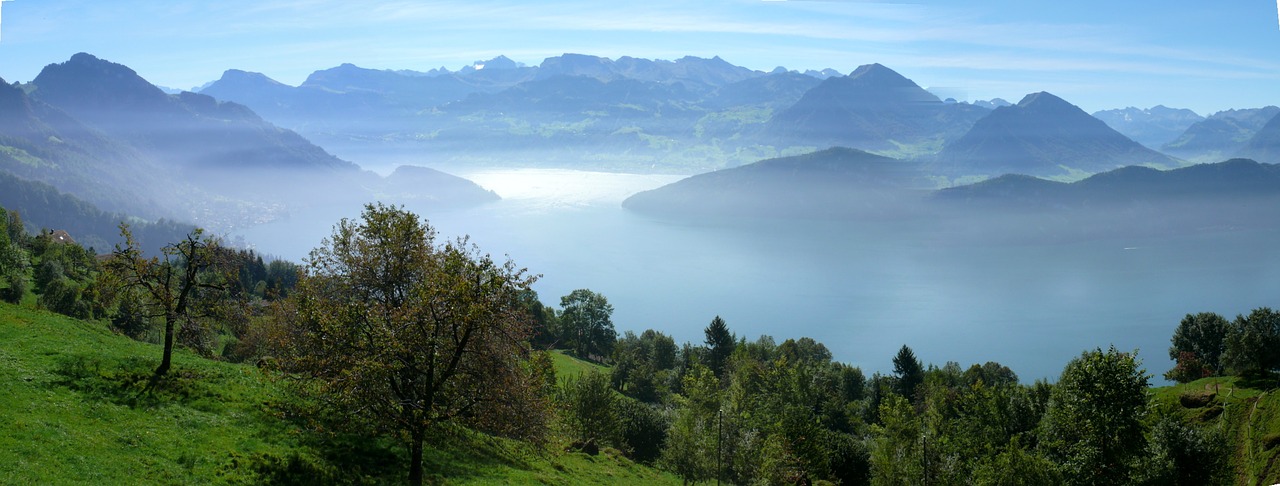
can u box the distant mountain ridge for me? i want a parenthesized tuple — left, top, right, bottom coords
(1161, 106, 1280, 162)
(622, 147, 933, 219)
(194, 55, 880, 171)
(932, 92, 1179, 178)
(936, 158, 1280, 206)
(1236, 112, 1280, 164)
(1092, 105, 1203, 149)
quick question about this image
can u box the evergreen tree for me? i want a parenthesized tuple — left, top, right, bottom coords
(704, 315, 735, 378)
(892, 345, 924, 399)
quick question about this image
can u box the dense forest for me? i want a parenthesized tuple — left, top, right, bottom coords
(0, 202, 1278, 485)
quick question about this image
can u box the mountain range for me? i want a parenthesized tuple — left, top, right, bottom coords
(1, 53, 500, 235)
(1091, 105, 1203, 149)
(1161, 106, 1280, 163)
(196, 54, 1262, 180)
(4, 51, 1278, 242)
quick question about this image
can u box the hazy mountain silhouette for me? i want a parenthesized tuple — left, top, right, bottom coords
(622, 147, 933, 219)
(0, 169, 195, 254)
(931, 158, 1280, 237)
(704, 71, 822, 110)
(932, 92, 1179, 178)
(380, 165, 499, 205)
(534, 54, 758, 90)
(193, 54, 878, 171)
(1236, 112, 1280, 164)
(0, 74, 178, 219)
(1092, 105, 1203, 149)
(936, 158, 1280, 207)
(764, 63, 988, 152)
(1162, 106, 1280, 162)
(32, 54, 357, 178)
(972, 98, 1012, 110)
(301, 63, 485, 109)
(10, 53, 499, 226)
(200, 68, 405, 135)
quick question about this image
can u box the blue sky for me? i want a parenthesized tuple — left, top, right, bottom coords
(0, 0, 1275, 114)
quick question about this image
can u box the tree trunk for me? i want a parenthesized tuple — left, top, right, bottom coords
(155, 315, 175, 378)
(409, 425, 425, 486)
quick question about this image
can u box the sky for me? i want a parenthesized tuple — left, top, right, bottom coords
(0, 0, 1275, 115)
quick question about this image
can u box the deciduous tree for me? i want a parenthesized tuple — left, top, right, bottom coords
(1222, 307, 1280, 376)
(1167, 312, 1229, 376)
(1040, 346, 1149, 485)
(558, 288, 616, 360)
(273, 203, 547, 486)
(105, 225, 226, 380)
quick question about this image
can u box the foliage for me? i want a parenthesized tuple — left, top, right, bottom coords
(969, 438, 1061, 485)
(558, 288, 617, 361)
(1166, 351, 1214, 384)
(869, 394, 924, 485)
(703, 315, 734, 378)
(272, 203, 549, 485)
(892, 344, 924, 399)
(561, 370, 619, 445)
(1168, 312, 1230, 377)
(1131, 413, 1228, 485)
(1040, 346, 1150, 485)
(611, 329, 677, 403)
(1221, 307, 1280, 376)
(616, 399, 669, 464)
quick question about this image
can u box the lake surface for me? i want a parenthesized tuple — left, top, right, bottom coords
(240, 168, 1280, 382)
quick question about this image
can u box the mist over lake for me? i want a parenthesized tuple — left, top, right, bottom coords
(237, 168, 1280, 382)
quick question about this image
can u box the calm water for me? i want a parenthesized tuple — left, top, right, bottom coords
(241, 169, 1280, 382)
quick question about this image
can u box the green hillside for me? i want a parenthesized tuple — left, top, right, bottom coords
(0, 302, 676, 484)
(1152, 376, 1280, 484)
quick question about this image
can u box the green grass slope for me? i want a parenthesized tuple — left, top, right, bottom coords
(1152, 376, 1280, 484)
(0, 302, 676, 485)
(549, 350, 609, 379)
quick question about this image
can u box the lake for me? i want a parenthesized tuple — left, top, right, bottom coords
(239, 168, 1280, 382)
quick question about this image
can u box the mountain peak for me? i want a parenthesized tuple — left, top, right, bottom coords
(32, 53, 169, 116)
(848, 63, 915, 87)
(1016, 91, 1073, 110)
(218, 69, 287, 87)
(935, 91, 1174, 177)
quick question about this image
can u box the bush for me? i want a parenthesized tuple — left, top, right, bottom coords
(0, 271, 27, 303)
(616, 399, 669, 464)
(39, 276, 87, 318)
(1178, 390, 1215, 409)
